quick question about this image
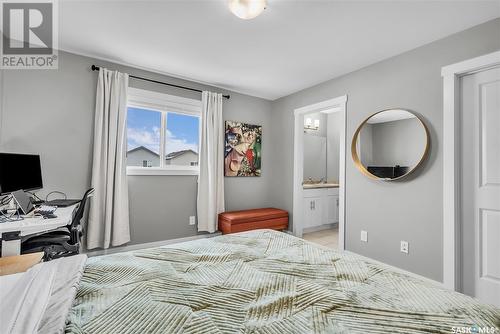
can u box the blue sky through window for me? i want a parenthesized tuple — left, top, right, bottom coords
(127, 107, 199, 156)
(166, 112, 199, 154)
(127, 107, 161, 154)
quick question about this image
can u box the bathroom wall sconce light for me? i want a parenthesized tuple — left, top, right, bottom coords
(304, 118, 320, 131)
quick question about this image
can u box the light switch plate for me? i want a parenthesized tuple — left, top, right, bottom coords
(400, 241, 409, 254)
(360, 230, 368, 242)
(189, 216, 196, 225)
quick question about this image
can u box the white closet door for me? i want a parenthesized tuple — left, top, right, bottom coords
(461, 66, 500, 307)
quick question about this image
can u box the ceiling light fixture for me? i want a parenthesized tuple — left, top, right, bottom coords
(228, 0, 267, 20)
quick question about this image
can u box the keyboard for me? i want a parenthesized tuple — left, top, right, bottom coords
(35, 205, 57, 216)
(44, 199, 80, 207)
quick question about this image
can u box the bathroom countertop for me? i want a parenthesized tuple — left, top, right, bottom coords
(302, 183, 339, 189)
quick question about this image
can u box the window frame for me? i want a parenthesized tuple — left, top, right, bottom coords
(126, 88, 201, 176)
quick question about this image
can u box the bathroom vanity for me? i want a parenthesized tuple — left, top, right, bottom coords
(302, 184, 339, 229)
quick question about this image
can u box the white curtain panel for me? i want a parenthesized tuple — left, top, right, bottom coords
(197, 91, 225, 233)
(87, 68, 131, 249)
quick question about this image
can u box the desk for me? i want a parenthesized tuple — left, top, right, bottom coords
(0, 205, 78, 257)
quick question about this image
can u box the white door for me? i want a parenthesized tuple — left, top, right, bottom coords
(461, 66, 500, 307)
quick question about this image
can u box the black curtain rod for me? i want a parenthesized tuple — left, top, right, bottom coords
(91, 65, 230, 99)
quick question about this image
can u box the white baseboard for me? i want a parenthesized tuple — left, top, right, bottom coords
(84, 232, 221, 257)
(303, 223, 338, 234)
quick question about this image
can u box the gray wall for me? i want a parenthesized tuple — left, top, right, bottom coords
(0, 50, 272, 246)
(370, 118, 426, 167)
(269, 18, 500, 282)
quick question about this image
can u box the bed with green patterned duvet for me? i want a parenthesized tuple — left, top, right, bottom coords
(60, 229, 499, 334)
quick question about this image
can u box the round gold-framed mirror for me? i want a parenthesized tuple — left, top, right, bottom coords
(351, 109, 429, 181)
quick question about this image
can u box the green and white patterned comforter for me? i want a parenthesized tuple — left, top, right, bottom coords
(65, 229, 499, 333)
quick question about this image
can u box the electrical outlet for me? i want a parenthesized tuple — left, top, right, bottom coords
(400, 241, 409, 254)
(360, 230, 368, 242)
(189, 216, 196, 225)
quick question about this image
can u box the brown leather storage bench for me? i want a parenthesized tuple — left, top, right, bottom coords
(218, 208, 288, 234)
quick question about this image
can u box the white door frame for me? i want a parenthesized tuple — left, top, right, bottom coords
(441, 51, 500, 291)
(292, 95, 348, 250)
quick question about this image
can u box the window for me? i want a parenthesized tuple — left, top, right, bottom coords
(165, 112, 199, 167)
(126, 88, 201, 175)
(127, 107, 161, 168)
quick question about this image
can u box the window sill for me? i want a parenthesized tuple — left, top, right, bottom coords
(126, 167, 199, 176)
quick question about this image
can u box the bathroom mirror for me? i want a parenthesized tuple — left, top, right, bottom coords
(303, 133, 327, 180)
(351, 109, 429, 180)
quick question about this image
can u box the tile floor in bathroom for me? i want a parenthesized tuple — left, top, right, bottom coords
(302, 227, 338, 249)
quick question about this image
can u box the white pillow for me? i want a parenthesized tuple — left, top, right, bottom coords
(0, 261, 55, 334)
(0, 272, 25, 299)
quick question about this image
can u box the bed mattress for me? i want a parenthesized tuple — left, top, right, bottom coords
(65, 229, 499, 333)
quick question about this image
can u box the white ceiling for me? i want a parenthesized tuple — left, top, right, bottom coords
(59, 0, 500, 100)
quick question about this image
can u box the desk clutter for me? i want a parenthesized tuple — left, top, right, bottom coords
(1, 193, 59, 223)
(0, 189, 93, 260)
(34, 205, 58, 219)
(0, 151, 95, 260)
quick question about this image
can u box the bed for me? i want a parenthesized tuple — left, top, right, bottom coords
(2, 229, 499, 333)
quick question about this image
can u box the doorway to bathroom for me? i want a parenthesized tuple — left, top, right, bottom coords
(292, 95, 347, 250)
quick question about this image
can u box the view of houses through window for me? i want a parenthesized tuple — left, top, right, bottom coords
(126, 106, 200, 168)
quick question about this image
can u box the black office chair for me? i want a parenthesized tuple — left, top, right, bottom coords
(22, 188, 94, 261)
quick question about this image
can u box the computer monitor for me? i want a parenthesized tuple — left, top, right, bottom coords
(367, 165, 409, 179)
(0, 153, 43, 194)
